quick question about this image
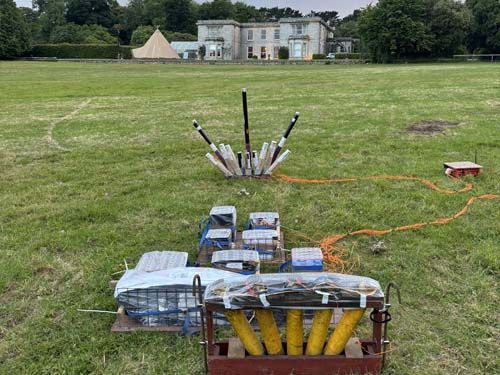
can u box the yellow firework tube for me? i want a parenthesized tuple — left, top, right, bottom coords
(305, 310, 333, 355)
(324, 309, 365, 355)
(255, 309, 284, 355)
(225, 310, 264, 356)
(286, 310, 303, 356)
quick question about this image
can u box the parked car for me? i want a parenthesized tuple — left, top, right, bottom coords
(326, 53, 336, 59)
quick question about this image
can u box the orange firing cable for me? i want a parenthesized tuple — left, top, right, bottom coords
(274, 174, 498, 271)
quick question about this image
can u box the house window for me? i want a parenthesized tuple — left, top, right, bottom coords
(294, 24, 304, 35)
(208, 44, 222, 59)
(260, 46, 266, 59)
(247, 46, 253, 59)
(209, 44, 217, 57)
(274, 29, 280, 40)
(248, 30, 253, 41)
(261, 29, 266, 40)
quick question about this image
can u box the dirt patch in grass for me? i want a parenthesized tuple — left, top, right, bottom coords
(407, 120, 460, 135)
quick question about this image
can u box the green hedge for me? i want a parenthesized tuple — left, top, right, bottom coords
(334, 53, 361, 60)
(30, 44, 135, 59)
(312, 54, 326, 60)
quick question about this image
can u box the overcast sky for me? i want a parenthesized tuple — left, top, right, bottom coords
(15, 0, 376, 17)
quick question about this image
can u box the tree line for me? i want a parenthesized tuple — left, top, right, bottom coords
(0, 0, 498, 60)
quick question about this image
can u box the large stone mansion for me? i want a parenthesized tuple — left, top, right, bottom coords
(197, 17, 335, 61)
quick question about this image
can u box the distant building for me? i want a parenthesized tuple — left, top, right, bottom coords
(171, 41, 200, 59)
(331, 37, 359, 53)
(197, 17, 334, 61)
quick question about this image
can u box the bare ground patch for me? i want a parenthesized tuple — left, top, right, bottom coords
(407, 120, 460, 135)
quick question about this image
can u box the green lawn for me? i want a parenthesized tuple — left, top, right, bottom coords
(0, 61, 499, 375)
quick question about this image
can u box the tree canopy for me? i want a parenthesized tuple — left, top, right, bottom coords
(0, 0, 31, 58)
(3, 0, 498, 59)
(466, 0, 500, 53)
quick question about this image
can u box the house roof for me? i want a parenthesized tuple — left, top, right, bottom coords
(170, 42, 200, 52)
(197, 17, 334, 33)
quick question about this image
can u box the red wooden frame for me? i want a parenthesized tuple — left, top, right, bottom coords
(204, 304, 385, 375)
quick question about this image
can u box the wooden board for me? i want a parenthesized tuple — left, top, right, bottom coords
(344, 337, 364, 358)
(111, 305, 190, 333)
(444, 161, 482, 169)
(227, 338, 246, 359)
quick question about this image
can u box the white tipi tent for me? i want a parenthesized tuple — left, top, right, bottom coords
(132, 29, 180, 59)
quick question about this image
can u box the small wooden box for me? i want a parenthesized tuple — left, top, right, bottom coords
(444, 161, 482, 178)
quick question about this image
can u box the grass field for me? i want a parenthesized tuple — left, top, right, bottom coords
(0, 61, 499, 375)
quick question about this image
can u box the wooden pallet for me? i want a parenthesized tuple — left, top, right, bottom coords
(111, 306, 189, 333)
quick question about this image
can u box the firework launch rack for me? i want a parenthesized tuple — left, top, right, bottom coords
(195, 277, 401, 375)
(193, 89, 299, 178)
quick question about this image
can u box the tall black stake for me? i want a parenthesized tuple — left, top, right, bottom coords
(271, 112, 300, 163)
(192, 120, 227, 167)
(242, 89, 251, 156)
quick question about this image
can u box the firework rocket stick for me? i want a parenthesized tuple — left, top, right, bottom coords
(193, 120, 228, 168)
(266, 141, 277, 169)
(252, 151, 258, 169)
(271, 112, 300, 164)
(245, 151, 252, 175)
(226, 144, 242, 176)
(242, 89, 252, 162)
(265, 149, 291, 175)
(256, 142, 269, 174)
(206, 153, 233, 177)
(219, 144, 234, 173)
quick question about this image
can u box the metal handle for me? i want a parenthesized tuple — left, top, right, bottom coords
(192, 274, 208, 374)
(382, 282, 401, 369)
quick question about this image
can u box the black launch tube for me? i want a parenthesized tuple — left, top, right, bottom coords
(271, 112, 300, 163)
(242, 89, 251, 155)
(192, 120, 228, 167)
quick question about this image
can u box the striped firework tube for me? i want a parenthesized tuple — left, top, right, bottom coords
(205, 153, 233, 177)
(271, 112, 300, 163)
(192, 120, 228, 167)
(265, 149, 291, 175)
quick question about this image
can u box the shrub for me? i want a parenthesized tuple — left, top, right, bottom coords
(49, 23, 116, 44)
(131, 27, 197, 46)
(31, 44, 134, 59)
(312, 53, 326, 60)
(165, 32, 197, 42)
(278, 46, 289, 60)
(130, 25, 155, 46)
(198, 45, 206, 60)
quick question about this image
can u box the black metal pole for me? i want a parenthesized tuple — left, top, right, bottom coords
(271, 112, 300, 163)
(192, 120, 227, 167)
(242, 89, 251, 155)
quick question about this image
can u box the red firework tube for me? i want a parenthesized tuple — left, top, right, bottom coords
(192, 120, 227, 167)
(271, 112, 300, 163)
